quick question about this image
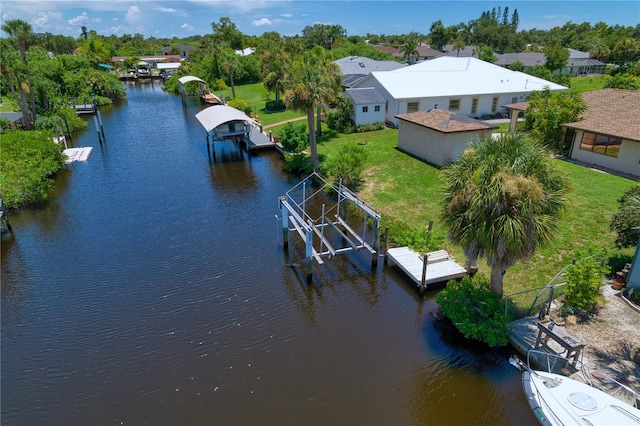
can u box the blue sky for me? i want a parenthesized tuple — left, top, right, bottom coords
(1, 1, 638, 39)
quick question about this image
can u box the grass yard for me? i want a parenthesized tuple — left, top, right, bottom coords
(315, 126, 638, 306)
(223, 83, 638, 308)
(0, 96, 18, 113)
(218, 83, 303, 127)
(570, 75, 608, 92)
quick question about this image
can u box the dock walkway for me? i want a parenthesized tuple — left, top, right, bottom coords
(247, 126, 276, 150)
(386, 247, 467, 292)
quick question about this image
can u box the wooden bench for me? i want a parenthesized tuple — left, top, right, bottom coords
(534, 321, 584, 367)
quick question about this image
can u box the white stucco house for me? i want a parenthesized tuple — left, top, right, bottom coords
(353, 56, 567, 127)
(396, 109, 497, 167)
(344, 88, 386, 127)
(563, 89, 640, 179)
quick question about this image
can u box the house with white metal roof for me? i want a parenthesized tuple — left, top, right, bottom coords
(353, 56, 567, 126)
(334, 56, 405, 88)
(344, 88, 386, 126)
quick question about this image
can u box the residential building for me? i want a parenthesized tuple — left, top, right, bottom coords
(353, 56, 566, 127)
(563, 89, 640, 178)
(344, 88, 386, 127)
(334, 56, 405, 88)
(396, 109, 496, 166)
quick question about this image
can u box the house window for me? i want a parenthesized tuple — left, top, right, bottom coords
(471, 98, 478, 115)
(511, 96, 518, 103)
(579, 132, 621, 158)
(491, 97, 499, 113)
(407, 102, 419, 113)
(374, 105, 381, 112)
(448, 99, 460, 110)
(362, 106, 368, 113)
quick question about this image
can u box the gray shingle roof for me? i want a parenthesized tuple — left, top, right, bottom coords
(396, 109, 496, 133)
(345, 87, 385, 105)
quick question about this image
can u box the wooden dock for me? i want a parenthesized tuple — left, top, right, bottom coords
(247, 126, 276, 151)
(69, 98, 97, 115)
(386, 247, 467, 292)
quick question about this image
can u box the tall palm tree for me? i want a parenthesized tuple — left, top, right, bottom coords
(2, 19, 37, 126)
(306, 46, 342, 137)
(440, 133, 570, 294)
(284, 48, 339, 171)
(0, 40, 32, 128)
(453, 37, 466, 57)
(399, 38, 419, 64)
(219, 48, 241, 99)
(261, 46, 289, 103)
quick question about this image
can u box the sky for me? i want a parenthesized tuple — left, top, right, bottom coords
(1, 0, 638, 40)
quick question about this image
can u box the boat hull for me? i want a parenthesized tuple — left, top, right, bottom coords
(523, 370, 640, 425)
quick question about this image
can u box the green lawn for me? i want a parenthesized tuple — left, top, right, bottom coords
(316, 126, 637, 304)
(570, 75, 608, 92)
(218, 83, 304, 127)
(228, 83, 639, 306)
(0, 96, 18, 113)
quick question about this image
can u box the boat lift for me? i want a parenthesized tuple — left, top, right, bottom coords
(278, 172, 381, 282)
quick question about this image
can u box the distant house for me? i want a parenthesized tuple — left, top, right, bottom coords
(334, 56, 405, 88)
(353, 56, 566, 127)
(160, 45, 196, 59)
(440, 44, 478, 58)
(344, 88, 386, 127)
(396, 109, 496, 166)
(371, 44, 442, 63)
(235, 47, 255, 56)
(495, 48, 605, 76)
(563, 89, 640, 178)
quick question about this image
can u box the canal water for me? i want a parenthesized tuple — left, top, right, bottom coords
(1, 83, 537, 425)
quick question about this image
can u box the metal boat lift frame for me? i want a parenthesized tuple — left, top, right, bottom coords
(278, 172, 381, 282)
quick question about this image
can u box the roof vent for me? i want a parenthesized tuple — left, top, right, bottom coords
(359, 62, 365, 67)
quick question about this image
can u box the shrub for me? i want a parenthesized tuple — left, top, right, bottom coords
(265, 99, 286, 112)
(356, 122, 385, 132)
(279, 122, 308, 153)
(327, 96, 355, 134)
(227, 97, 252, 116)
(562, 249, 609, 315)
(283, 152, 312, 174)
(437, 274, 509, 347)
(609, 185, 640, 248)
(0, 130, 65, 209)
(323, 144, 368, 190)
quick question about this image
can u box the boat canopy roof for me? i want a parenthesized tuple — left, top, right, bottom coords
(178, 76, 206, 85)
(195, 105, 257, 133)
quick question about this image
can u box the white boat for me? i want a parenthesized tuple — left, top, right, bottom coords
(511, 354, 640, 425)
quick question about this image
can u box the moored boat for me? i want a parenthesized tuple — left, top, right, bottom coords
(511, 354, 640, 425)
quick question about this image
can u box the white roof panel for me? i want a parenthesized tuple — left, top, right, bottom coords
(178, 76, 206, 85)
(195, 105, 257, 133)
(363, 57, 566, 99)
(157, 62, 182, 70)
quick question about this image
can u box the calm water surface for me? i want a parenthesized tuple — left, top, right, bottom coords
(1, 82, 537, 425)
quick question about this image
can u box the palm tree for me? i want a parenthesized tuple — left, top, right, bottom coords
(453, 37, 466, 57)
(219, 48, 241, 98)
(440, 133, 570, 294)
(399, 38, 419, 64)
(2, 19, 37, 126)
(307, 46, 342, 137)
(0, 39, 32, 128)
(284, 48, 340, 171)
(261, 46, 289, 103)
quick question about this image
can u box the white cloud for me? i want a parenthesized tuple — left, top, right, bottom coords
(156, 6, 188, 17)
(31, 11, 64, 31)
(281, 13, 292, 18)
(68, 12, 101, 27)
(125, 5, 141, 24)
(252, 18, 272, 27)
(181, 23, 194, 31)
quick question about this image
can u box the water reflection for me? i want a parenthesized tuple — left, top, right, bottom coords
(1, 83, 538, 425)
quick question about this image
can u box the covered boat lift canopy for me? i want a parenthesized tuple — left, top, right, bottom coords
(178, 75, 222, 105)
(195, 105, 257, 133)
